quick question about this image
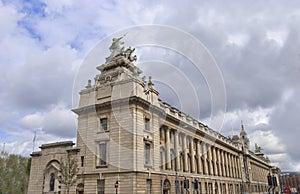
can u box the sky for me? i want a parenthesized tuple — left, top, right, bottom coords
(0, 0, 299, 171)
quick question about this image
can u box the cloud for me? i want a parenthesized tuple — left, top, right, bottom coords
(0, 0, 300, 171)
(19, 104, 76, 138)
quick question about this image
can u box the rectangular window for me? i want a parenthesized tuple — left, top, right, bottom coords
(144, 118, 150, 131)
(146, 179, 152, 194)
(81, 156, 84, 167)
(145, 144, 151, 166)
(97, 180, 105, 194)
(100, 118, 108, 132)
(99, 143, 107, 166)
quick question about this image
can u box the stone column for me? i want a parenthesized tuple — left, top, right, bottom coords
(196, 141, 202, 174)
(233, 155, 237, 178)
(224, 152, 229, 177)
(183, 134, 188, 172)
(174, 130, 180, 171)
(236, 156, 241, 178)
(231, 155, 236, 178)
(202, 142, 208, 174)
(229, 154, 233, 178)
(207, 144, 212, 175)
(217, 148, 222, 177)
(212, 146, 218, 176)
(230, 154, 235, 178)
(207, 144, 214, 175)
(165, 126, 171, 170)
(221, 150, 226, 177)
(190, 138, 195, 173)
(228, 153, 233, 177)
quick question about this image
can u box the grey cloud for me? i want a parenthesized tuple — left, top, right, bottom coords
(1, 0, 300, 170)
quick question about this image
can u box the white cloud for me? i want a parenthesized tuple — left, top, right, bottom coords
(249, 130, 286, 153)
(19, 113, 44, 129)
(18, 104, 76, 138)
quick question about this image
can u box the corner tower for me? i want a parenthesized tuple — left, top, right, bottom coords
(72, 37, 161, 193)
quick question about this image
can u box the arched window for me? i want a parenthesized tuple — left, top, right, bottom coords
(49, 173, 55, 191)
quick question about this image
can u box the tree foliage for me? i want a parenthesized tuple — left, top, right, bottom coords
(0, 152, 30, 194)
(58, 154, 79, 194)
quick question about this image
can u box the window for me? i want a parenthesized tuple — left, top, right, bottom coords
(100, 118, 108, 132)
(81, 156, 84, 167)
(97, 180, 105, 194)
(145, 143, 151, 166)
(144, 118, 150, 131)
(146, 179, 152, 194)
(49, 173, 55, 191)
(160, 150, 164, 169)
(99, 143, 107, 166)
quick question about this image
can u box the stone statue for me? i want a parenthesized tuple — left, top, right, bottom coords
(255, 143, 262, 153)
(109, 35, 126, 58)
(105, 34, 137, 63)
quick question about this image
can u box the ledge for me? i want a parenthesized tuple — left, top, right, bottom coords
(40, 141, 75, 149)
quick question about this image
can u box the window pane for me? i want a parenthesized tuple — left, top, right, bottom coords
(145, 144, 150, 165)
(99, 143, 107, 165)
(97, 180, 105, 194)
(100, 118, 108, 131)
(49, 173, 55, 191)
(81, 156, 84, 167)
(144, 118, 150, 131)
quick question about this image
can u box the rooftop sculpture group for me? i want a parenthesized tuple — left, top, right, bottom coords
(106, 34, 137, 63)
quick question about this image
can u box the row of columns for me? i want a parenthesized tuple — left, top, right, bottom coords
(160, 126, 242, 179)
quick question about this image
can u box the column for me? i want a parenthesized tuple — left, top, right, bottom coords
(183, 134, 188, 172)
(207, 144, 212, 175)
(190, 138, 195, 173)
(217, 148, 222, 177)
(234, 156, 237, 178)
(202, 142, 208, 174)
(231, 155, 236, 178)
(224, 152, 229, 177)
(232, 155, 236, 178)
(174, 130, 180, 171)
(221, 150, 226, 177)
(228, 154, 233, 177)
(165, 127, 171, 170)
(212, 146, 218, 176)
(236, 156, 241, 178)
(196, 140, 202, 174)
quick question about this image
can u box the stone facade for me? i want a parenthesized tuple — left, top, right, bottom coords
(28, 39, 280, 194)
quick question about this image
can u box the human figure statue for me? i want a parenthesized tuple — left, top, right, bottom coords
(109, 34, 126, 57)
(255, 143, 262, 153)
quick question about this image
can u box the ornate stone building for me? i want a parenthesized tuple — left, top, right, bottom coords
(28, 38, 280, 194)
